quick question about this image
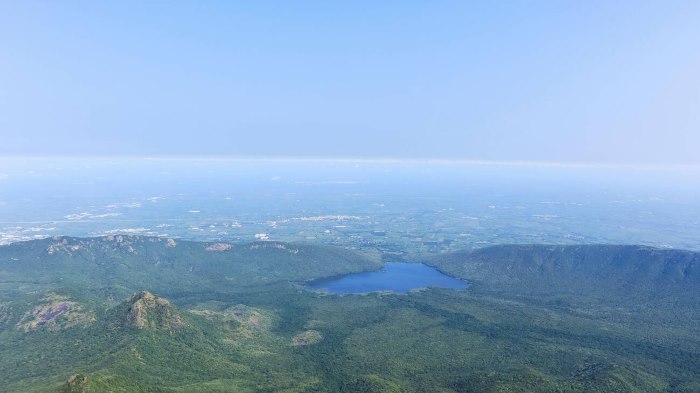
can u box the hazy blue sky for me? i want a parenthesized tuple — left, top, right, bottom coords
(1, 1, 699, 163)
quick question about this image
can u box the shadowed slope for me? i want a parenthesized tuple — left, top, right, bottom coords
(431, 245, 700, 299)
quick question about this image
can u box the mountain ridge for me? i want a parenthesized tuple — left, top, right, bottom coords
(0, 235, 383, 301)
(429, 244, 700, 303)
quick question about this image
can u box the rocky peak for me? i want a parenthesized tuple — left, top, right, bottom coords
(126, 291, 185, 332)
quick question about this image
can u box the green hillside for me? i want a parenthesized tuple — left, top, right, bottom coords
(0, 235, 382, 300)
(430, 244, 700, 295)
(2, 238, 700, 392)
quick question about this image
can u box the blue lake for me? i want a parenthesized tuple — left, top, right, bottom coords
(306, 262, 468, 294)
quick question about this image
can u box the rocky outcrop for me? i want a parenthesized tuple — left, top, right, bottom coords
(205, 242, 232, 252)
(16, 293, 94, 332)
(292, 330, 323, 346)
(127, 291, 185, 332)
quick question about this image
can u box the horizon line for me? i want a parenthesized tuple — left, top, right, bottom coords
(1, 155, 700, 171)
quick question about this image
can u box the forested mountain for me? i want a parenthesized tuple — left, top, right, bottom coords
(2, 237, 699, 392)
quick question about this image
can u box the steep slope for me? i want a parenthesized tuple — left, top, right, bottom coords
(125, 290, 185, 331)
(430, 244, 700, 301)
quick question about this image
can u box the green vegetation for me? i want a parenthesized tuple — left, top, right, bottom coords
(1, 237, 699, 392)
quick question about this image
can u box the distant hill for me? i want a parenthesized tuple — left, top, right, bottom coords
(0, 235, 382, 300)
(430, 244, 700, 302)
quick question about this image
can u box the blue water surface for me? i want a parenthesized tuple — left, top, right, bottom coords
(306, 262, 468, 294)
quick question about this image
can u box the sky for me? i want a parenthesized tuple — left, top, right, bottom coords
(1, 1, 699, 164)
